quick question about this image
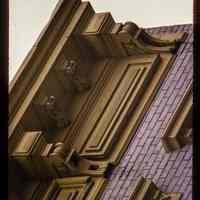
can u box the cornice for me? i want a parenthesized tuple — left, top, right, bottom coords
(9, 0, 187, 137)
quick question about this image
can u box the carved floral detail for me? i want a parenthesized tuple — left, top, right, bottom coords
(63, 60, 77, 76)
(43, 96, 70, 128)
(61, 60, 91, 92)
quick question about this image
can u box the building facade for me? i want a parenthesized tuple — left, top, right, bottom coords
(100, 24, 193, 200)
(9, 0, 192, 199)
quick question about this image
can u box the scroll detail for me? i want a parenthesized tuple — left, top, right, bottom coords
(11, 131, 113, 179)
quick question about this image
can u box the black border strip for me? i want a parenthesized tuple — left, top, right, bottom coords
(0, 0, 8, 199)
(193, 0, 200, 199)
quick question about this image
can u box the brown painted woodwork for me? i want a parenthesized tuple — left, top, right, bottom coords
(161, 85, 192, 152)
(9, 0, 187, 199)
(43, 177, 107, 200)
(12, 131, 113, 179)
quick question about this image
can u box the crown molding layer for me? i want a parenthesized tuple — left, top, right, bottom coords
(130, 177, 182, 200)
(43, 176, 106, 200)
(18, 177, 107, 200)
(81, 19, 187, 57)
(161, 85, 192, 152)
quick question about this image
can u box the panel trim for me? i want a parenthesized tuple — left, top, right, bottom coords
(79, 55, 160, 159)
(43, 177, 107, 200)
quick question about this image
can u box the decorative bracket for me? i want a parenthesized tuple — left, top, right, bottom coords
(81, 14, 187, 57)
(11, 131, 113, 180)
(117, 22, 187, 55)
(130, 177, 182, 200)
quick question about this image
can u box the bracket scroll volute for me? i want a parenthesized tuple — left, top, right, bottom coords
(81, 13, 187, 57)
(116, 22, 188, 56)
(11, 131, 114, 180)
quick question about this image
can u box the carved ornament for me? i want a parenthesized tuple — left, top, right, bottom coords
(117, 22, 187, 55)
(35, 95, 71, 128)
(61, 60, 91, 92)
(11, 131, 113, 179)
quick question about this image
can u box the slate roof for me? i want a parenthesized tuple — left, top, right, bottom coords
(100, 24, 193, 200)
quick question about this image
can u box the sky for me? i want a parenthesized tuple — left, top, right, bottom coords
(9, 0, 193, 82)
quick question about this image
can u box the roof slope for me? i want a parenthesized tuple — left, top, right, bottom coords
(100, 24, 193, 200)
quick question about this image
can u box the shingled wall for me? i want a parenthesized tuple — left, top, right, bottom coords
(100, 24, 193, 200)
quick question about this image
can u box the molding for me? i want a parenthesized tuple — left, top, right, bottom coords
(161, 85, 192, 152)
(69, 52, 178, 164)
(11, 131, 113, 179)
(43, 176, 107, 200)
(76, 55, 161, 159)
(8, 3, 186, 140)
(22, 182, 49, 200)
(130, 177, 182, 200)
(81, 20, 187, 57)
(117, 23, 186, 55)
(64, 59, 113, 146)
(9, 1, 95, 138)
(9, 0, 82, 124)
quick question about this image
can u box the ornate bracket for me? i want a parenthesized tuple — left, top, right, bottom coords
(11, 131, 113, 180)
(81, 13, 187, 57)
(60, 60, 91, 92)
(117, 22, 187, 55)
(130, 177, 182, 200)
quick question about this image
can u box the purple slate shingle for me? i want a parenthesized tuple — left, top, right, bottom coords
(100, 24, 192, 200)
